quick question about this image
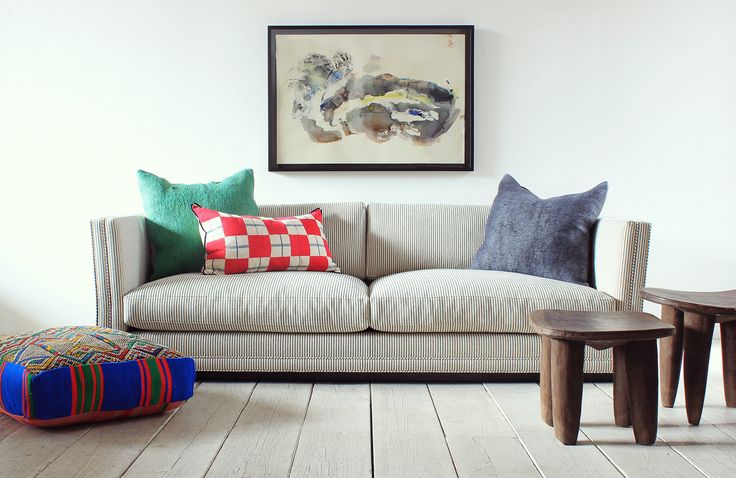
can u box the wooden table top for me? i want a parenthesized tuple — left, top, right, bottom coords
(640, 287, 736, 316)
(529, 310, 675, 341)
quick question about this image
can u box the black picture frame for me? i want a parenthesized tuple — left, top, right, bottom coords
(268, 25, 474, 171)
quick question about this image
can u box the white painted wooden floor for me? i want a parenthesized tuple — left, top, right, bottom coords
(1, 341, 735, 478)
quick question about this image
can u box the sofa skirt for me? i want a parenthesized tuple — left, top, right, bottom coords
(134, 330, 613, 374)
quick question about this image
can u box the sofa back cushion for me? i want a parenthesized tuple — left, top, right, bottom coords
(259, 202, 367, 279)
(366, 203, 490, 280)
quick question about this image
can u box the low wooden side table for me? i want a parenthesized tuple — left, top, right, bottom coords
(640, 288, 736, 425)
(530, 310, 675, 445)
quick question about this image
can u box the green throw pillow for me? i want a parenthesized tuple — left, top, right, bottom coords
(137, 169, 258, 280)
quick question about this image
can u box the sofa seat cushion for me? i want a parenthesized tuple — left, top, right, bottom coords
(125, 272, 369, 333)
(369, 269, 618, 333)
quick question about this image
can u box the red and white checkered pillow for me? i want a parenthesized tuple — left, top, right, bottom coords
(191, 204, 341, 274)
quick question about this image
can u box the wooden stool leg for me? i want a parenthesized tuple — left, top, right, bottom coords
(721, 319, 736, 407)
(540, 336, 553, 426)
(624, 340, 659, 445)
(551, 339, 585, 445)
(659, 305, 684, 408)
(683, 312, 715, 425)
(613, 345, 631, 427)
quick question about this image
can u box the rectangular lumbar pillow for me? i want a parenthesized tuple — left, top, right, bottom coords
(0, 326, 195, 427)
(191, 205, 341, 274)
(138, 169, 259, 280)
(470, 174, 608, 285)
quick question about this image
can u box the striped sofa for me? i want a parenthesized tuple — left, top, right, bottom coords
(91, 203, 650, 377)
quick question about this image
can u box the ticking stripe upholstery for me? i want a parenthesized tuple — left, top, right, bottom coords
(91, 215, 149, 331)
(369, 269, 619, 333)
(364, 203, 651, 313)
(592, 219, 652, 311)
(90, 204, 649, 375)
(135, 330, 613, 374)
(125, 272, 370, 333)
(259, 203, 366, 279)
(366, 203, 490, 280)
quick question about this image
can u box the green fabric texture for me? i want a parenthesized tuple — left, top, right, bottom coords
(137, 169, 258, 280)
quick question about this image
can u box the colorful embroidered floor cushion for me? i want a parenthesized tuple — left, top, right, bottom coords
(192, 204, 341, 274)
(0, 326, 195, 427)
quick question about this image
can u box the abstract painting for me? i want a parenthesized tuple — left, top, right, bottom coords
(268, 26, 474, 171)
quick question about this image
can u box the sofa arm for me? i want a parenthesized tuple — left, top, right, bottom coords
(592, 218, 652, 311)
(91, 215, 149, 331)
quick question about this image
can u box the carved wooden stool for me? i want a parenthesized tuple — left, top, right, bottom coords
(530, 310, 675, 445)
(640, 288, 736, 425)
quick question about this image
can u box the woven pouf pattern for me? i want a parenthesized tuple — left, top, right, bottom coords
(0, 326, 195, 427)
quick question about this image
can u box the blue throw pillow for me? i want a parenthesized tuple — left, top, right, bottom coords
(470, 174, 608, 285)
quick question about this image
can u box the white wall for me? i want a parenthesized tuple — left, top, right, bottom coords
(1, 0, 734, 334)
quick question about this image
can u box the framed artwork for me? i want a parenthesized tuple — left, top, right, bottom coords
(268, 25, 474, 171)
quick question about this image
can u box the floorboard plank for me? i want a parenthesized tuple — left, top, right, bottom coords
(598, 382, 736, 477)
(484, 382, 623, 478)
(701, 339, 736, 440)
(701, 397, 736, 442)
(205, 382, 313, 478)
(123, 382, 256, 478)
(0, 422, 93, 478)
(2, 345, 735, 478)
(579, 383, 704, 477)
(289, 383, 372, 478)
(372, 383, 458, 478)
(0, 413, 23, 442)
(428, 383, 540, 478)
(35, 408, 179, 478)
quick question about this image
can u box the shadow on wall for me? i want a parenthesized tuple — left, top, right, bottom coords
(0, 299, 47, 336)
(472, 28, 504, 178)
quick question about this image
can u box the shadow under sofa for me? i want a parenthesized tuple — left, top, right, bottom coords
(90, 202, 651, 380)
